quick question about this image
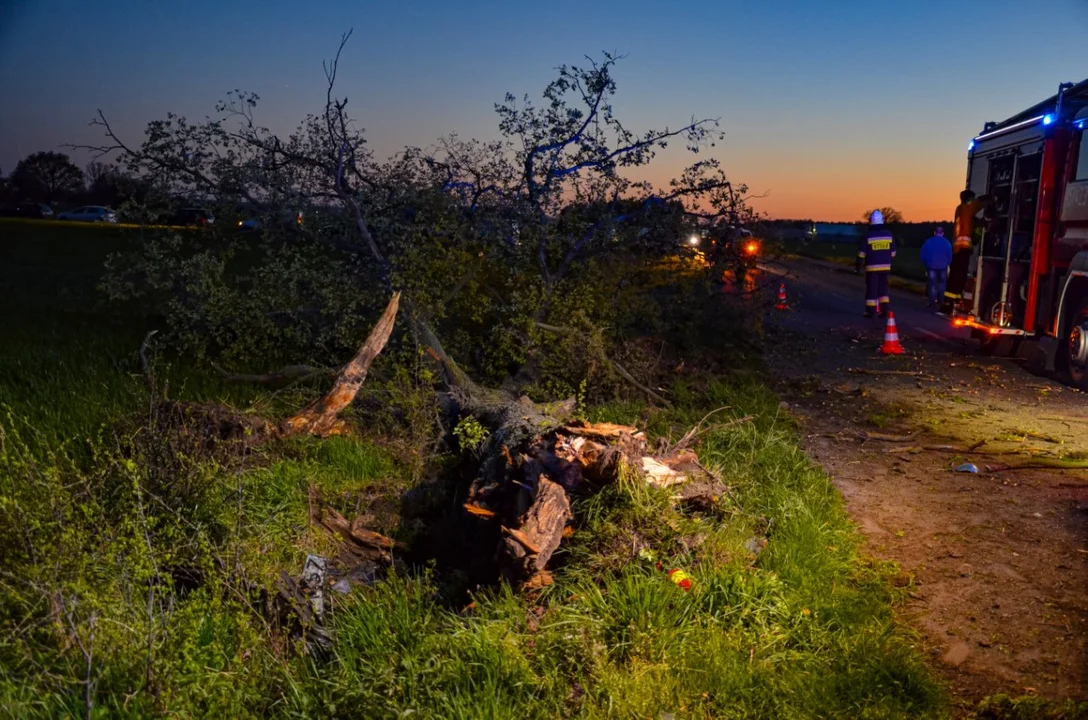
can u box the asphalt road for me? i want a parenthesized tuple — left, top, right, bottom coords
(760, 256, 975, 355)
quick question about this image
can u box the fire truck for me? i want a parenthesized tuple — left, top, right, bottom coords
(956, 79, 1088, 389)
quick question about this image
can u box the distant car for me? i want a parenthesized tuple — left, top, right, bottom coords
(0, 203, 53, 219)
(167, 207, 215, 226)
(57, 206, 118, 223)
(238, 210, 304, 231)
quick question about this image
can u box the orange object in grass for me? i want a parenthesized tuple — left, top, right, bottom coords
(667, 568, 693, 592)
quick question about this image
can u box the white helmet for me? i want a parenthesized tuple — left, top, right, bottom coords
(869, 209, 884, 225)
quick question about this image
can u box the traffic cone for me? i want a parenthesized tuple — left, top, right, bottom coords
(879, 311, 904, 355)
(775, 283, 788, 310)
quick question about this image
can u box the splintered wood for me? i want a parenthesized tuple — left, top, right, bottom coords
(499, 477, 570, 585)
(315, 504, 399, 565)
(465, 419, 731, 590)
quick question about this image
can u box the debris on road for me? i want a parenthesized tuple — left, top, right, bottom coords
(955, 463, 979, 474)
(848, 368, 926, 377)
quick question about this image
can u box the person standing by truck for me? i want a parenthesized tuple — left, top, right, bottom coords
(939, 189, 993, 316)
(920, 226, 953, 308)
(855, 209, 896, 317)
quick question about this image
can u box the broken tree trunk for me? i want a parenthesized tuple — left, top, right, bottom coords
(282, 292, 401, 437)
(498, 476, 571, 586)
(462, 409, 735, 589)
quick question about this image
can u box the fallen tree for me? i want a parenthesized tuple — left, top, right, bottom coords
(85, 33, 758, 597)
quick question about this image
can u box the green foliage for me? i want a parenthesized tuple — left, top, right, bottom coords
(453, 415, 489, 453)
(0, 308, 949, 717)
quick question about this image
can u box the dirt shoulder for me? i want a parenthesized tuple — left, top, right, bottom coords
(762, 291, 1088, 710)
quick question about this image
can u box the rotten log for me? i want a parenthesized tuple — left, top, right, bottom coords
(282, 292, 400, 437)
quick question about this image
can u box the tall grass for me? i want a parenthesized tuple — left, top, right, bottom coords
(0, 220, 948, 717)
(0, 334, 950, 718)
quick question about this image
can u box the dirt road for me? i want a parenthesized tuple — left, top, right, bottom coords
(760, 256, 1088, 708)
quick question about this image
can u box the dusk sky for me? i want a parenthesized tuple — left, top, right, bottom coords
(1, 0, 1086, 221)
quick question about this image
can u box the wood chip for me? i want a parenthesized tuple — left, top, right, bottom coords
(502, 526, 542, 555)
(463, 502, 497, 518)
(642, 456, 687, 487)
(562, 420, 639, 440)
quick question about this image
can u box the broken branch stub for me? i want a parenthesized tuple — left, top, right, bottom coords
(282, 292, 401, 437)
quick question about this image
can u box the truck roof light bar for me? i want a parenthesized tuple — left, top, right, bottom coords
(973, 114, 1048, 143)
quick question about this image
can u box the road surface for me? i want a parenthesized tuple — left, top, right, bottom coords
(757, 256, 1088, 708)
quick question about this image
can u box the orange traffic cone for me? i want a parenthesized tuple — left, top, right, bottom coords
(775, 283, 788, 310)
(879, 311, 904, 355)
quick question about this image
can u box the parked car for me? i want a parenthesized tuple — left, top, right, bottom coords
(166, 207, 215, 226)
(57, 206, 118, 223)
(0, 203, 53, 219)
(238, 210, 304, 231)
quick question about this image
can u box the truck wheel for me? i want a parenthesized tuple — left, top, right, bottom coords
(1062, 296, 1088, 391)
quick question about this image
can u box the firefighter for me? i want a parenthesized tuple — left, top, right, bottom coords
(939, 189, 993, 316)
(855, 209, 896, 318)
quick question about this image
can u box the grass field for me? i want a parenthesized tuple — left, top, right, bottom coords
(779, 239, 927, 283)
(0, 218, 953, 718)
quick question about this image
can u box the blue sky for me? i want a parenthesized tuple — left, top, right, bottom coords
(1, 0, 1086, 220)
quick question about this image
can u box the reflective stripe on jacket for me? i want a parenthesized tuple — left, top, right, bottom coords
(857, 225, 896, 271)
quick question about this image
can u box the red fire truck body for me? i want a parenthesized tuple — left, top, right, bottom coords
(959, 79, 1088, 389)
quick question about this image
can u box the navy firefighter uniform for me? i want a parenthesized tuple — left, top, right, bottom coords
(856, 209, 896, 317)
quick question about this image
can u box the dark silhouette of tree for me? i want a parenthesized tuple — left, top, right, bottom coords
(862, 206, 904, 224)
(11, 151, 84, 204)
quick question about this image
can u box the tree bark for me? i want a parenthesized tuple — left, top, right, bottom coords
(281, 292, 400, 437)
(498, 476, 571, 586)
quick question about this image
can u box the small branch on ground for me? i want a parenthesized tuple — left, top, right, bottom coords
(667, 411, 754, 455)
(848, 368, 927, 377)
(984, 461, 1088, 472)
(139, 330, 159, 396)
(534, 321, 671, 407)
(882, 444, 1066, 458)
(864, 431, 914, 443)
(610, 359, 673, 408)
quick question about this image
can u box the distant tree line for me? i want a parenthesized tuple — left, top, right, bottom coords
(0, 151, 166, 211)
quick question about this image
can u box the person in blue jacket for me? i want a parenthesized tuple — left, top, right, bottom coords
(855, 209, 896, 318)
(920, 226, 953, 309)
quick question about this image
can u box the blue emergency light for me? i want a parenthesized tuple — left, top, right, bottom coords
(1042, 114, 1054, 125)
